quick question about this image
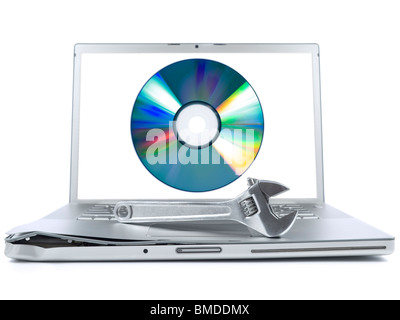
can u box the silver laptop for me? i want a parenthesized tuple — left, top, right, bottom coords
(4, 43, 394, 261)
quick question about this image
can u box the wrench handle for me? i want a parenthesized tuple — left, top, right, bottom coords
(114, 201, 231, 223)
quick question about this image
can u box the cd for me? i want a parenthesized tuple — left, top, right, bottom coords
(131, 59, 264, 192)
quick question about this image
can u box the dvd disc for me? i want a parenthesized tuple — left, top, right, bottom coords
(131, 59, 264, 192)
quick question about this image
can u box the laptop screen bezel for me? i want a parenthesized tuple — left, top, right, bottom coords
(69, 43, 324, 204)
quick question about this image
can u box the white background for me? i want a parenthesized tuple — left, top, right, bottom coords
(0, 0, 399, 300)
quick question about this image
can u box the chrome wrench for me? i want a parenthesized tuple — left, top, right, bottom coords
(113, 178, 298, 237)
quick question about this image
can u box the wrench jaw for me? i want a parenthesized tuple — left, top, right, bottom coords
(253, 209, 298, 237)
(243, 178, 298, 237)
(248, 178, 289, 199)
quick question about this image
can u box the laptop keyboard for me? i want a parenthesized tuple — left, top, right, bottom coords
(77, 204, 318, 221)
(77, 204, 116, 221)
(272, 204, 319, 220)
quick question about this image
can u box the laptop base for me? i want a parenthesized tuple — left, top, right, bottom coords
(5, 204, 394, 261)
(5, 239, 393, 261)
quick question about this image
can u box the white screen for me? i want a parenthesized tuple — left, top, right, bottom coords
(77, 52, 317, 200)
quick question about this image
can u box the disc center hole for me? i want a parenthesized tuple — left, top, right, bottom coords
(188, 116, 206, 134)
(173, 101, 221, 149)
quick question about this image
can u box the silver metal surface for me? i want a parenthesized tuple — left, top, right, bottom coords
(114, 178, 298, 237)
(4, 239, 394, 262)
(5, 202, 396, 261)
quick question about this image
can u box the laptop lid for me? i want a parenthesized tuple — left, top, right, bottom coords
(70, 43, 324, 204)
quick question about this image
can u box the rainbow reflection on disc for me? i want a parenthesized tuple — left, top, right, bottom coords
(131, 59, 264, 192)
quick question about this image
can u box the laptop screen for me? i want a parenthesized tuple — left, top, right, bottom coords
(73, 44, 321, 202)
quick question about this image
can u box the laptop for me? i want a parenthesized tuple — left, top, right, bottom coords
(4, 43, 394, 261)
